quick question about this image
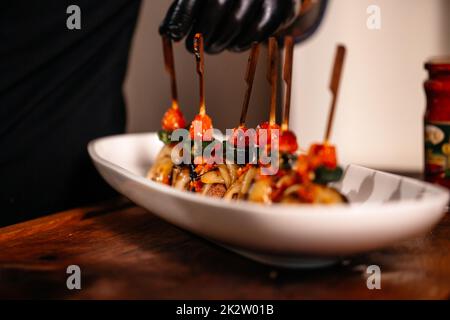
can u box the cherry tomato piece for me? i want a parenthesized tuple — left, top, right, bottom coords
(279, 130, 299, 154)
(190, 114, 213, 141)
(257, 122, 280, 147)
(161, 107, 186, 131)
(308, 144, 338, 169)
(229, 126, 252, 147)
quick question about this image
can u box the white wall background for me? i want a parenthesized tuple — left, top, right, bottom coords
(125, 0, 450, 171)
(290, 0, 450, 171)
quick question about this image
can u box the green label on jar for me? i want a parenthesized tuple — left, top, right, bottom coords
(425, 121, 450, 178)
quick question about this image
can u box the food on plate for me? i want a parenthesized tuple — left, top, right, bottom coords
(148, 34, 348, 205)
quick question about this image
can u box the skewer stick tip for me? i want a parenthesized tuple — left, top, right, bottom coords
(324, 44, 346, 142)
(282, 36, 294, 132)
(162, 35, 179, 110)
(194, 34, 206, 115)
(267, 37, 278, 126)
(239, 42, 260, 127)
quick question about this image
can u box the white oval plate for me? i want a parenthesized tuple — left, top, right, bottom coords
(88, 133, 449, 268)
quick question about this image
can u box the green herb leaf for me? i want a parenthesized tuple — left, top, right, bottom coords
(158, 130, 172, 145)
(314, 166, 343, 184)
(280, 153, 298, 170)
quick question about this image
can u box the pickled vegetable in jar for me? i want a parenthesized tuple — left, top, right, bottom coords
(424, 57, 450, 189)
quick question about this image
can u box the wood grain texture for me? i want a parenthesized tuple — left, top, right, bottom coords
(0, 198, 448, 300)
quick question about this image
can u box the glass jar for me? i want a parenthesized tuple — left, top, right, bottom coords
(424, 57, 450, 189)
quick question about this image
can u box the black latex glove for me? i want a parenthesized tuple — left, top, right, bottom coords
(159, 0, 304, 54)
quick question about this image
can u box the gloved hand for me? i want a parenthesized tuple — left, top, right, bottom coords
(159, 0, 305, 54)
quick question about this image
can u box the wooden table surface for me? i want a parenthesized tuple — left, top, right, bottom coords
(0, 197, 449, 300)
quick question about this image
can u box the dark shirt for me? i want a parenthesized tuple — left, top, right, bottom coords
(0, 0, 141, 225)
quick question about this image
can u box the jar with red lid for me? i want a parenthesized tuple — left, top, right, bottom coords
(424, 57, 450, 189)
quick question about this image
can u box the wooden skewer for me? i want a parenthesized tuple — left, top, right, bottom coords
(324, 44, 346, 143)
(281, 36, 294, 132)
(267, 37, 279, 126)
(239, 42, 260, 127)
(162, 35, 179, 109)
(194, 33, 206, 116)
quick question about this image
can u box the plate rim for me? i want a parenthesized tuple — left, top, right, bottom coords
(87, 132, 450, 214)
